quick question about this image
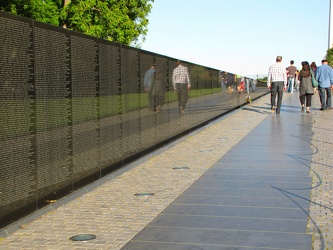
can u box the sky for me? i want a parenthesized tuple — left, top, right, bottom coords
(141, 0, 331, 78)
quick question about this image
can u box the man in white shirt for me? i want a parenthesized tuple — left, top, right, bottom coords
(267, 56, 287, 114)
(172, 60, 191, 113)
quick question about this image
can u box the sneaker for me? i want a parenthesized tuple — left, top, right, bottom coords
(327, 107, 333, 110)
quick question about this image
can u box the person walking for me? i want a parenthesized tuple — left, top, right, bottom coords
(267, 56, 287, 114)
(144, 63, 159, 111)
(287, 60, 297, 93)
(245, 77, 251, 93)
(298, 61, 315, 113)
(251, 78, 257, 92)
(310, 61, 317, 75)
(295, 70, 300, 90)
(315, 59, 333, 111)
(172, 60, 191, 113)
(154, 69, 166, 112)
(219, 71, 227, 91)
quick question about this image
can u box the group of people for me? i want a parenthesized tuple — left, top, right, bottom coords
(267, 56, 333, 114)
(144, 60, 191, 114)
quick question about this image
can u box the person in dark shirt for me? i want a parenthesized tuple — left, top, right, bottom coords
(298, 61, 315, 113)
(287, 60, 297, 93)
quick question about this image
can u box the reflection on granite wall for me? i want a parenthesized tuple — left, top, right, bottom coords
(0, 11, 268, 227)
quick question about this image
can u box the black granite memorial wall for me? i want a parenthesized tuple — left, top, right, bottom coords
(0, 11, 266, 227)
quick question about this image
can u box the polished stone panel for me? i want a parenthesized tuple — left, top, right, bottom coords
(149, 214, 309, 233)
(121, 96, 313, 250)
(127, 227, 312, 250)
(182, 186, 311, 200)
(161, 203, 309, 220)
(173, 194, 310, 209)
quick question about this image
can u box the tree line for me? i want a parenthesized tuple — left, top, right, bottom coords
(0, 0, 154, 47)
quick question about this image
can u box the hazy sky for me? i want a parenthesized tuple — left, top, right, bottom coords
(141, 0, 330, 77)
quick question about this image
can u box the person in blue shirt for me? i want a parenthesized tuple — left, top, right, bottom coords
(144, 63, 158, 111)
(315, 59, 333, 110)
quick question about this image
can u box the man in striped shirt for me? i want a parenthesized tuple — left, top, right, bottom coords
(173, 60, 191, 113)
(267, 56, 287, 114)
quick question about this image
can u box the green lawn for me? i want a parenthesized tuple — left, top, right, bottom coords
(0, 88, 222, 138)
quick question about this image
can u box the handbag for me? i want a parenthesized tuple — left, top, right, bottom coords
(310, 70, 318, 88)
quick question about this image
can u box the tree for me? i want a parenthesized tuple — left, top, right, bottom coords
(0, 0, 154, 46)
(326, 47, 333, 67)
(0, 0, 63, 26)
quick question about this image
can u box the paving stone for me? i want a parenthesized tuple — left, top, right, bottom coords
(0, 93, 332, 250)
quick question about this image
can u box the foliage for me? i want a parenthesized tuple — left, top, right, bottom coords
(0, 0, 63, 26)
(325, 47, 333, 67)
(0, 0, 154, 46)
(0, 89, 223, 137)
(258, 77, 267, 83)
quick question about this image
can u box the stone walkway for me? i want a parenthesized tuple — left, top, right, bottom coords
(0, 92, 332, 249)
(307, 92, 333, 250)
